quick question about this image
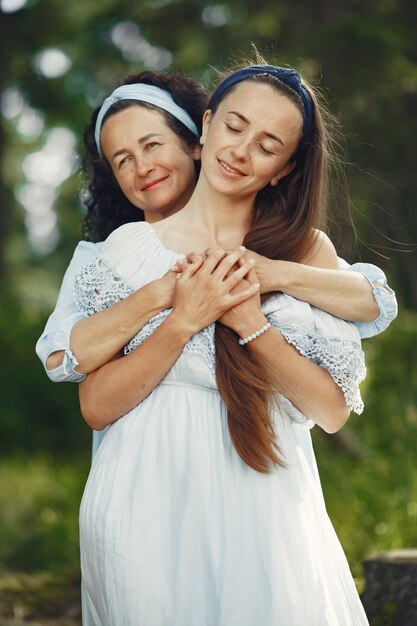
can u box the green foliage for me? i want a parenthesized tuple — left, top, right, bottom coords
(312, 310, 417, 585)
(369, 601, 398, 626)
(0, 456, 88, 573)
(0, 280, 90, 458)
(0, 457, 85, 621)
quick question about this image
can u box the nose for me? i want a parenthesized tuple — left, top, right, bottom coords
(230, 137, 250, 162)
(134, 155, 154, 177)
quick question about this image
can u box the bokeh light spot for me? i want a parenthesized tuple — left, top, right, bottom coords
(0, 0, 27, 12)
(33, 48, 72, 79)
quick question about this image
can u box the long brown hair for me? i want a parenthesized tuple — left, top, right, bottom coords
(212, 67, 334, 473)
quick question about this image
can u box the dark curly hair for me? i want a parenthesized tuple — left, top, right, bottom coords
(82, 71, 209, 242)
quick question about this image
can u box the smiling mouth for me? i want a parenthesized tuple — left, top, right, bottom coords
(141, 176, 169, 191)
(218, 159, 246, 176)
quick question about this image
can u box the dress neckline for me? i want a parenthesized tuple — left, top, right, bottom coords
(144, 221, 186, 258)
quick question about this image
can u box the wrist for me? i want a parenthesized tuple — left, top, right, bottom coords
(238, 321, 271, 345)
(233, 312, 268, 339)
(167, 309, 197, 343)
(265, 259, 294, 293)
(147, 277, 174, 313)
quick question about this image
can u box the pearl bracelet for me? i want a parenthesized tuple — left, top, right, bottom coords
(238, 321, 271, 346)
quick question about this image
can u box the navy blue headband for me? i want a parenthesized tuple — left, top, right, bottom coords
(209, 65, 314, 144)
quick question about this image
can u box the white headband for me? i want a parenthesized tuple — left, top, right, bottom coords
(94, 83, 199, 156)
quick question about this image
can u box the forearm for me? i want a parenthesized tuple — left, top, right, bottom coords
(69, 279, 170, 374)
(267, 261, 379, 323)
(79, 248, 260, 428)
(39, 241, 101, 381)
(79, 312, 191, 429)
(236, 313, 350, 432)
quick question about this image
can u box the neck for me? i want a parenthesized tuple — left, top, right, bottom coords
(177, 174, 255, 249)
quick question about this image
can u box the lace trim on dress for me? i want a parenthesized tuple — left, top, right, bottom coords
(73, 259, 217, 373)
(267, 318, 366, 414)
(125, 309, 216, 375)
(73, 258, 366, 414)
(74, 258, 134, 315)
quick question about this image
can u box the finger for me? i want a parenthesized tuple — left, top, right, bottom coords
(199, 248, 228, 274)
(245, 266, 259, 286)
(228, 282, 260, 306)
(224, 257, 245, 280)
(212, 246, 247, 279)
(243, 249, 258, 261)
(176, 257, 204, 281)
(224, 259, 255, 290)
(186, 252, 202, 264)
(172, 257, 186, 273)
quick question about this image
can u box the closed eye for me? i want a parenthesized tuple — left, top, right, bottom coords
(259, 144, 275, 156)
(225, 123, 241, 133)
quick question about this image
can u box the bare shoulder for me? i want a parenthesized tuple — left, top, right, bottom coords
(301, 229, 339, 269)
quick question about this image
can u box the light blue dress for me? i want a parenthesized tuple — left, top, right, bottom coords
(76, 222, 369, 625)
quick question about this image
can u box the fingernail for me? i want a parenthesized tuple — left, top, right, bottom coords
(238, 245, 246, 251)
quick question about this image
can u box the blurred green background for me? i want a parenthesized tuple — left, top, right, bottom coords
(1, 0, 416, 623)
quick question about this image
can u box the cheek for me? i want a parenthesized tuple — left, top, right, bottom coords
(169, 148, 196, 174)
(113, 170, 133, 195)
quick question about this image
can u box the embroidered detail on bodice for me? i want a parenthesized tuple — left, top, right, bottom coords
(268, 320, 366, 414)
(73, 259, 217, 375)
(73, 258, 366, 414)
(125, 310, 216, 376)
(74, 258, 134, 315)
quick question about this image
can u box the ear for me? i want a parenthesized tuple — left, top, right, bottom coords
(270, 161, 296, 186)
(191, 143, 202, 160)
(200, 110, 212, 146)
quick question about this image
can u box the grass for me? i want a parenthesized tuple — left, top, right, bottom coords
(0, 457, 88, 624)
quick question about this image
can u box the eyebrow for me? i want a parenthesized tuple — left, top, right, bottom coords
(227, 111, 285, 146)
(111, 133, 163, 160)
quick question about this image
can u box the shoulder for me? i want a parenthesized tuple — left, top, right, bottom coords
(102, 221, 149, 247)
(301, 229, 339, 270)
(99, 222, 177, 288)
(62, 240, 103, 278)
(72, 240, 103, 259)
(101, 222, 153, 259)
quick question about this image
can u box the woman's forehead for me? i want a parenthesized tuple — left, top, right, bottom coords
(102, 105, 171, 135)
(219, 80, 299, 111)
(100, 106, 179, 161)
(216, 81, 303, 135)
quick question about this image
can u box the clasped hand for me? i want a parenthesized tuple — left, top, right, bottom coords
(171, 247, 262, 336)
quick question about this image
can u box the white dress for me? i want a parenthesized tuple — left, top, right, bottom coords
(76, 222, 368, 626)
